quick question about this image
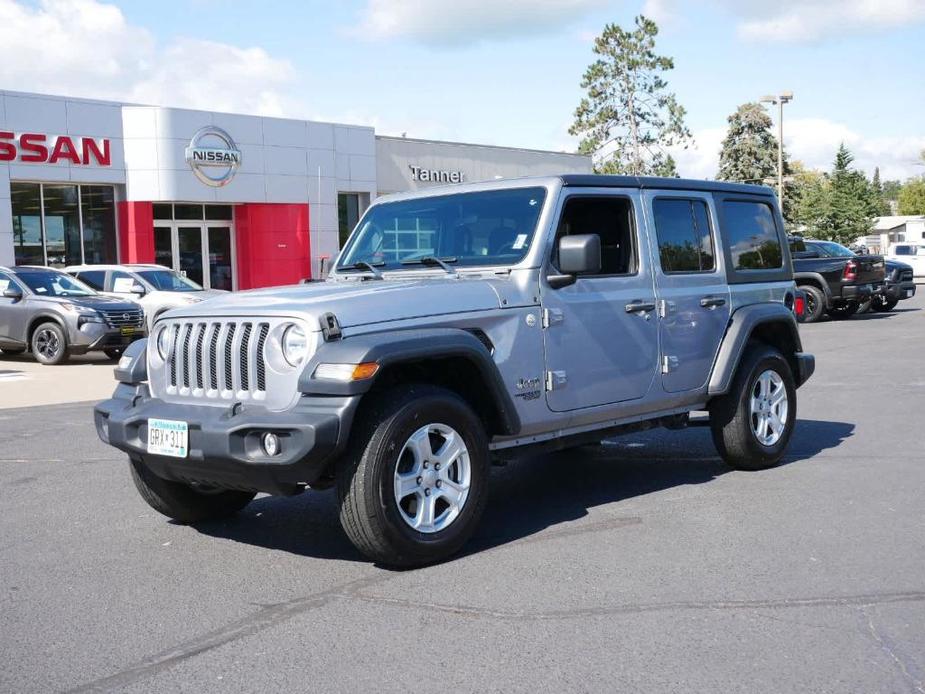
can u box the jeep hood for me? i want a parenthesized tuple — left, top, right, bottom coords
(158, 278, 506, 329)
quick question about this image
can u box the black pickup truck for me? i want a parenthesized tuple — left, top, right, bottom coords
(788, 237, 886, 322)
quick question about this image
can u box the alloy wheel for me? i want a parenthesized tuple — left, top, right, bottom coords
(750, 369, 789, 446)
(35, 329, 60, 360)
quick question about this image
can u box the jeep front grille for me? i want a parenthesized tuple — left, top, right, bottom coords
(166, 320, 270, 398)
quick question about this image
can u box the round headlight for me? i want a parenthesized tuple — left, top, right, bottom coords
(156, 326, 174, 360)
(282, 324, 308, 367)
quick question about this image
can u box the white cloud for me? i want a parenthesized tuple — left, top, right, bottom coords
(669, 118, 925, 181)
(0, 0, 297, 116)
(735, 0, 925, 42)
(354, 0, 610, 45)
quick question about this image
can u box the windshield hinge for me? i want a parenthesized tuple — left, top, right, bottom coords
(320, 312, 342, 341)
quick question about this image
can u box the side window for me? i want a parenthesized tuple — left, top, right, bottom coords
(76, 270, 106, 290)
(110, 270, 137, 293)
(722, 201, 783, 270)
(652, 198, 715, 273)
(894, 245, 911, 255)
(0, 272, 16, 293)
(555, 196, 636, 275)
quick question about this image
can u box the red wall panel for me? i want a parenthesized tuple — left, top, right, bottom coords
(234, 203, 311, 290)
(117, 201, 154, 263)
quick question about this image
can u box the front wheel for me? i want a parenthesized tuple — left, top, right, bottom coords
(709, 346, 797, 471)
(337, 385, 490, 567)
(31, 322, 69, 365)
(104, 348, 124, 361)
(130, 457, 256, 523)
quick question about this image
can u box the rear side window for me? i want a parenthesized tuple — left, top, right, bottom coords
(894, 245, 911, 255)
(76, 270, 105, 290)
(722, 201, 782, 270)
(652, 198, 715, 273)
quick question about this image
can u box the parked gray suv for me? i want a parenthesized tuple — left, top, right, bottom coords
(95, 175, 814, 566)
(0, 266, 145, 364)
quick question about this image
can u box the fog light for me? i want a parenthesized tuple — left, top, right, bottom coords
(262, 432, 280, 457)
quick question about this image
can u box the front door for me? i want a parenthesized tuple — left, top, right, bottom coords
(541, 190, 660, 412)
(153, 224, 236, 290)
(643, 191, 731, 393)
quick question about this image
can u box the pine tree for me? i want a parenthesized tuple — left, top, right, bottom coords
(570, 15, 692, 176)
(870, 167, 891, 216)
(716, 102, 783, 185)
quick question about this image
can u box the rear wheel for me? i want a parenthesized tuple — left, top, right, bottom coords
(799, 285, 825, 323)
(31, 322, 69, 365)
(130, 457, 255, 523)
(871, 295, 898, 312)
(855, 299, 872, 314)
(709, 345, 797, 471)
(337, 384, 490, 567)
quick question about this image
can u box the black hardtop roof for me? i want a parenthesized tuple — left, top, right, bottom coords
(559, 174, 774, 197)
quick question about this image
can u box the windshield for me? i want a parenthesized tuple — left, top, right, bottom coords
(16, 269, 96, 297)
(807, 241, 855, 257)
(337, 187, 547, 271)
(137, 269, 202, 292)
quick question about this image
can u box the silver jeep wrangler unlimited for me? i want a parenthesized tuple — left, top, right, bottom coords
(96, 175, 814, 567)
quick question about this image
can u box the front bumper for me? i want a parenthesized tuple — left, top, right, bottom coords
(94, 383, 358, 495)
(883, 280, 916, 302)
(69, 321, 146, 354)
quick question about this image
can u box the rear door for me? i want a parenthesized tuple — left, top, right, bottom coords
(541, 189, 660, 411)
(643, 191, 730, 393)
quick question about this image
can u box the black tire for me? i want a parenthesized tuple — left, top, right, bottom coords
(0, 346, 26, 355)
(855, 299, 872, 315)
(827, 301, 858, 319)
(104, 348, 124, 361)
(336, 384, 490, 567)
(871, 295, 898, 312)
(130, 456, 256, 523)
(799, 285, 825, 323)
(709, 345, 797, 471)
(31, 321, 69, 365)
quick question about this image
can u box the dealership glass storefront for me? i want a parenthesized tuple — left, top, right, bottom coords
(11, 182, 117, 267)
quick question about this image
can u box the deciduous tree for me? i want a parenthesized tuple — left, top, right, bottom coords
(898, 179, 925, 215)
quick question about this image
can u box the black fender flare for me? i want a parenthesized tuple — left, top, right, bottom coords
(298, 328, 521, 436)
(26, 312, 68, 344)
(793, 272, 832, 306)
(708, 303, 811, 395)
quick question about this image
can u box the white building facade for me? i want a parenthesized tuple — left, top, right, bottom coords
(0, 90, 591, 289)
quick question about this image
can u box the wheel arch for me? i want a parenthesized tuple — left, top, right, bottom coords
(27, 313, 68, 345)
(708, 303, 807, 396)
(299, 328, 521, 438)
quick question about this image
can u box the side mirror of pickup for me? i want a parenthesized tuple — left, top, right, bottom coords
(2, 286, 23, 300)
(548, 234, 602, 289)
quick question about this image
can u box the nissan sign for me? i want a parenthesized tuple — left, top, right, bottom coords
(185, 126, 242, 187)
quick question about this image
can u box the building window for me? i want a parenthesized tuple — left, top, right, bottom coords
(11, 182, 117, 267)
(338, 193, 361, 248)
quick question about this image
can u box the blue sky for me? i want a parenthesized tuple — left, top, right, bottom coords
(2, 0, 923, 179)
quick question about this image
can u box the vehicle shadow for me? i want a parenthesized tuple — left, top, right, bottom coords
(191, 418, 854, 566)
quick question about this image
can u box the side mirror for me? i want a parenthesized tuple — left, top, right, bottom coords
(130, 283, 146, 296)
(548, 234, 601, 288)
(2, 286, 23, 300)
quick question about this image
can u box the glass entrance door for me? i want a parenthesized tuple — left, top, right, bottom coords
(152, 224, 236, 290)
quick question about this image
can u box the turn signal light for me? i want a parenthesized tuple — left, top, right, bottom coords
(313, 362, 380, 382)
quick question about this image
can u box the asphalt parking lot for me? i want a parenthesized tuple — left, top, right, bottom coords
(2, 293, 924, 693)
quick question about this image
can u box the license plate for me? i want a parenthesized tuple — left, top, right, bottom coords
(121, 326, 135, 336)
(147, 418, 189, 458)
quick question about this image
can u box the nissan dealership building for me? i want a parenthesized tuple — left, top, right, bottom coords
(0, 90, 591, 289)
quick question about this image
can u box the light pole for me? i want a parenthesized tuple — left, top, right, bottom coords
(759, 92, 793, 205)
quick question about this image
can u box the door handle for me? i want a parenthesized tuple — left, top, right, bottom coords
(699, 295, 727, 308)
(625, 300, 656, 313)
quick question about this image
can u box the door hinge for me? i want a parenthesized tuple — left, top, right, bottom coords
(545, 370, 568, 391)
(661, 355, 679, 374)
(658, 299, 674, 318)
(542, 308, 564, 328)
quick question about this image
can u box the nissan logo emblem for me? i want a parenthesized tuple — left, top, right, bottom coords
(122, 313, 130, 321)
(185, 126, 242, 187)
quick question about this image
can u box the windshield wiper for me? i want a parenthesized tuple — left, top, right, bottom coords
(400, 256, 458, 276)
(339, 261, 385, 279)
